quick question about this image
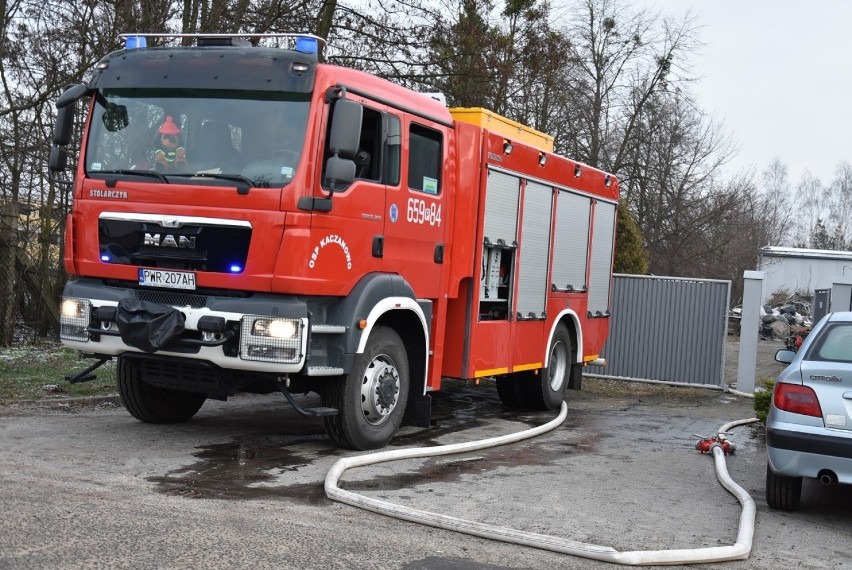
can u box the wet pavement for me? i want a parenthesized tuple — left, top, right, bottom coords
(1, 374, 850, 569)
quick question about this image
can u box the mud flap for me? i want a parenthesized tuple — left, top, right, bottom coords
(403, 392, 432, 428)
(568, 362, 583, 390)
(115, 299, 185, 353)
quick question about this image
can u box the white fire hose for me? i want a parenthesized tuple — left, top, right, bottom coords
(325, 403, 759, 565)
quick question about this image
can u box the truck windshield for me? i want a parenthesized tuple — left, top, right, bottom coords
(85, 88, 310, 187)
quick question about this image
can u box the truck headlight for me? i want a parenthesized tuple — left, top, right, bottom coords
(59, 297, 91, 342)
(252, 317, 297, 340)
(240, 316, 302, 363)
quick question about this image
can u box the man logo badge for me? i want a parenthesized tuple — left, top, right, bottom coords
(144, 233, 196, 249)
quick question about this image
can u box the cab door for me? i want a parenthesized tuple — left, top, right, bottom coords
(381, 117, 449, 299)
(303, 97, 385, 295)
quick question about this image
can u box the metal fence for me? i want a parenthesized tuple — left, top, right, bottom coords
(586, 274, 731, 388)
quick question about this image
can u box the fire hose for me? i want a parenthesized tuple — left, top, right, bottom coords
(325, 403, 759, 566)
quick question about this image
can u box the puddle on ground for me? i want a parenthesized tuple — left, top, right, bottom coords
(148, 380, 595, 501)
(147, 432, 338, 502)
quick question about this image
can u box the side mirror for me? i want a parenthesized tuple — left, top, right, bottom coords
(56, 83, 89, 109)
(53, 106, 75, 146)
(774, 349, 796, 364)
(323, 156, 355, 190)
(53, 83, 90, 146)
(328, 99, 362, 159)
(49, 146, 69, 172)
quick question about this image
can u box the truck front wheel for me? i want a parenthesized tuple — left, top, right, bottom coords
(117, 356, 206, 423)
(322, 326, 409, 450)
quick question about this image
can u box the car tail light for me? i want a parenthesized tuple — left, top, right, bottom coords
(773, 383, 822, 417)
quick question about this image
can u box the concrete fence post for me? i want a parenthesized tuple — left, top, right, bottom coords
(830, 279, 852, 314)
(736, 270, 764, 394)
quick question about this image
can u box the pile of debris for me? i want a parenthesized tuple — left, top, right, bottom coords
(760, 301, 812, 340)
(727, 292, 814, 339)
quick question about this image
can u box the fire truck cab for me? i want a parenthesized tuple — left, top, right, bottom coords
(50, 33, 618, 450)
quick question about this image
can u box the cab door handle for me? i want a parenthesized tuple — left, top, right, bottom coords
(434, 243, 444, 264)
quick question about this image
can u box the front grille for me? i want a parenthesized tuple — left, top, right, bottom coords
(98, 218, 251, 273)
(139, 245, 207, 260)
(136, 289, 207, 308)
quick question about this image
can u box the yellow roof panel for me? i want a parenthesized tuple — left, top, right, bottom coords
(450, 107, 554, 152)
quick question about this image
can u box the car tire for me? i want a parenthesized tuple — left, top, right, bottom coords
(117, 356, 206, 423)
(765, 463, 802, 511)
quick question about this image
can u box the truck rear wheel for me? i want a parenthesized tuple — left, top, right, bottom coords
(116, 356, 206, 423)
(496, 374, 526, 408)
(521, 325, 572, 411)
(322, 326, 409, 450)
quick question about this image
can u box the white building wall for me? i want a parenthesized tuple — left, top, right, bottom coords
(758, 246, 852, 302)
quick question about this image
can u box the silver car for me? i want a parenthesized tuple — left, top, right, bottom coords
(768, 312, 852, 511)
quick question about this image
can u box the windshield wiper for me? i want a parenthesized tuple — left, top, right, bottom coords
(191, 172, 257, 194)
(97, 169, 169, 183)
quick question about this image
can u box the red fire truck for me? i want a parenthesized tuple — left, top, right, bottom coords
(49, 33, 619, 450)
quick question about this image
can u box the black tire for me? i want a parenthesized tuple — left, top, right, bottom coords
(496, 374, 526, 408)
(765, 463, 802, 511)
(322, 326, 409, 450)
(117, 356, 206, 424)
(521, 325, 573, 411)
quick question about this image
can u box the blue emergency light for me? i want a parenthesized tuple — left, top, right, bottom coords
(124, 36, 147, 49)
(294, 36, 318, 54)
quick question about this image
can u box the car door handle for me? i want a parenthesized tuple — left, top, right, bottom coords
(843, 391, 852, 400)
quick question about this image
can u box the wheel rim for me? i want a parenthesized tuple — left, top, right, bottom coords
(548, 339, 568, 392)
(360, 353, 400, 425)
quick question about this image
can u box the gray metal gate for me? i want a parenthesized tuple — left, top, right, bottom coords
(586, 274, 731, 388)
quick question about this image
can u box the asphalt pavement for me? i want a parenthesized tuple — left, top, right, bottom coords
(1, 342, 850, 569)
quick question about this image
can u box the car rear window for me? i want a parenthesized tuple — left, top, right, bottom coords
(808, 323, 852, 362)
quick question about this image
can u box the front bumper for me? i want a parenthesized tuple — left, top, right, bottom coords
(60, 278, 309, 374)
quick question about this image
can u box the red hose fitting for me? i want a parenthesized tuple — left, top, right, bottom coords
(694, 433, 736, 455)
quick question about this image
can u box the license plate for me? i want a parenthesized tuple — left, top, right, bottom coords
(138, 268, 197, 290)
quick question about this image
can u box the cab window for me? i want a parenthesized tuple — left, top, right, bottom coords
(383, 115, 401, 186)
(408, 124, 442, 195)
(322, 105, 400, 189)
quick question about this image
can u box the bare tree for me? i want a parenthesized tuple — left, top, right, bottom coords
(621, 89, 737, 277)
(759, 158, 795, 246)
(791, 170, 825, 247)
(826, 162, 852, 248)
(557, 0, 699, 172)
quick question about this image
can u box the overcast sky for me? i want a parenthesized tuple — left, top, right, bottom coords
(638, 0, 852, 187)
